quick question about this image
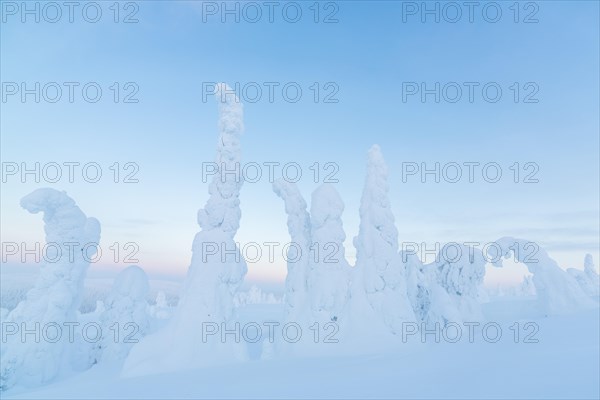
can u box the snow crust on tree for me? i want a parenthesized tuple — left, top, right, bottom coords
(123, 83, 248, 377)
(272, 179, 311, 321)
(352, 145, 415, 332)
(567, 254, 600, 298)
(493, 237, 596, 314)
(1, 189, 100, 390)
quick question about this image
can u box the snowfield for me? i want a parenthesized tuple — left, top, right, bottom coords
(4, 301, 599, 399)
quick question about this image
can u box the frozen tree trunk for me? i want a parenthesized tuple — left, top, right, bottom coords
(123, 83, 247, 377)
(494, 237, 596, 314)
(272, 179, 311, 321)
(308, 184, 350, 323)
(353, 145, 415, 333)
(1, 189, 100, 390)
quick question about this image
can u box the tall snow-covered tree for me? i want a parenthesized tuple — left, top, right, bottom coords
(353, 145, 415, 333)
(1, 189, 100, 390)
(308, 183, 350, 323)
(123, 83, 247, 377)
(273, 179, 311, 321)
(180, 82, 247, 323)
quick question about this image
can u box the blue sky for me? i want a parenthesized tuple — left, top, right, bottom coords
(1, 1, 599, 287)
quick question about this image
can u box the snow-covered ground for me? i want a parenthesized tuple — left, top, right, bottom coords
(3, 299, 598, 399)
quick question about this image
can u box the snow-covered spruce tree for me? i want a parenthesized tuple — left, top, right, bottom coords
(583, 255, 600, 296)
(272, 179, 311, 321)
(352, 145, 415, 333)
(433, 244, 487, 321)
(403, 251, 462, 326)
(567, 254, 599, 298)
(0, 189, 100, 390)
(150, 291, 170, 320)
(494, 237, 595, 314)
(308, 184, 350, 324)
(96, 266, 150, 363)
(183, 81, 247, 322)
(123, 83, 247, 377)
(584, 255, 599, 279)
(402, 252, 432, 322)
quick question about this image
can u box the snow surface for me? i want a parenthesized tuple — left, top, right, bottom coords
(4, 303, 599, 399)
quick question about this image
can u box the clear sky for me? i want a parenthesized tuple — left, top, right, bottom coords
(1, 1, 599, 288)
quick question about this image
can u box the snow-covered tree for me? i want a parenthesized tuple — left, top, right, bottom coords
(353, 145, 415, 333)
(403, 252, 462, 326)
(583, 255, 600, 296)
(123, 83, 248, 377)
(96, 266, 150, 362)
(149, 291, 171, 320)
(308, 184, 350, 323)
(494, 237, 595, 314)
(403, 252, 432, 322)
(1, 189, 100, 390)
(181, 81, 247, 321)
(567, 254, 599, 298)
(433, 244, 487, 321)
(234, 286, 282, 307)
(584, 254, 598, 278)
(272, 179, 311, 321)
